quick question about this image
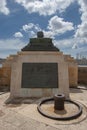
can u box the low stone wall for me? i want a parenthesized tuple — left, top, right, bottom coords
(64, 55, 78, 87)
(0, 67, 11, 89)
(78, 66, 87, 85)
(68, 65, 78, 87)
(1, 65, 86, 89)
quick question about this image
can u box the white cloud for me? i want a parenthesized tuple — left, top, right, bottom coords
(0, 38, 26, 58)
(54, 38, 74, 49)
(75, 0, 87, 40)
(14, 32, 23, 38)
(72, 43, 78, 49)
(54, 37, 87, 50)
(0, 39, 25, 50)
(22, 23, 34, 32)
(22, 23, 41, 37)
(22, 23, 41, 32)
(0, 0, 10, 15)
(21, 16, 74, 39)
(43, 15, 74, 38)
(43, 30, 54, 38)
(22, 23, 48, 38)
(75, 22, 87, 38)
(53, 37, 87, 57)
(15, 0, 75, 16)
(48, 15, 74, 35)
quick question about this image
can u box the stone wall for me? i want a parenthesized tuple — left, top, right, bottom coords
(64, 55, 78, 87)
(78, 66, 87, 85)
(0, 64, 86, 89)
(0, 53, 79, 90)
(0, 54, 19, 90)
(0, 55, 13, 90)
(0, 67, 11, 89)
(68, 65, 78, 87)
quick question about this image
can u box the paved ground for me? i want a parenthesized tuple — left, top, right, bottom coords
(0, 86, 87, 130)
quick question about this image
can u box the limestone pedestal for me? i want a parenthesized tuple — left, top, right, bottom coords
(10, 51, 69, 98)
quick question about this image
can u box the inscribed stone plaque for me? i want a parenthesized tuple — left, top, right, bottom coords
(21, 63, 58, 88)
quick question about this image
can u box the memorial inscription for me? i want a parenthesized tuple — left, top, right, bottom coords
(21, 63, 58, 88)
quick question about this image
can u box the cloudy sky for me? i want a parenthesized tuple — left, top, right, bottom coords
(0, 0, 87, 58)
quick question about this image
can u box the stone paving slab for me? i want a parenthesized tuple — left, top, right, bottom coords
(17, 103, 87, 126)
(0, 86, 87, 130)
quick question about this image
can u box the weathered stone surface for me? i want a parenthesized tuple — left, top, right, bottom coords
(0, 88, 87, 130)
(10, 51, 69, 98)
(78, 66, 87, 85)
(64, 55, 78, 87)
(0, 67, 11, 87)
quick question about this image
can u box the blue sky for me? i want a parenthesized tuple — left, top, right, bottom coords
(0, 0, 87, 58)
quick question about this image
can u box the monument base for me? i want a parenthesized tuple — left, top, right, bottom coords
(10, 51, 69, 98)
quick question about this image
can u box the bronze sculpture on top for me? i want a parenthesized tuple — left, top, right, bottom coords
(21, 31, 59, 51)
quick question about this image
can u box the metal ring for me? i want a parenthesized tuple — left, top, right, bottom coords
(37, 97, 82, 120)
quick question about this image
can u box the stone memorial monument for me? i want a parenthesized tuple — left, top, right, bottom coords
(10, 31, 70, 98)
